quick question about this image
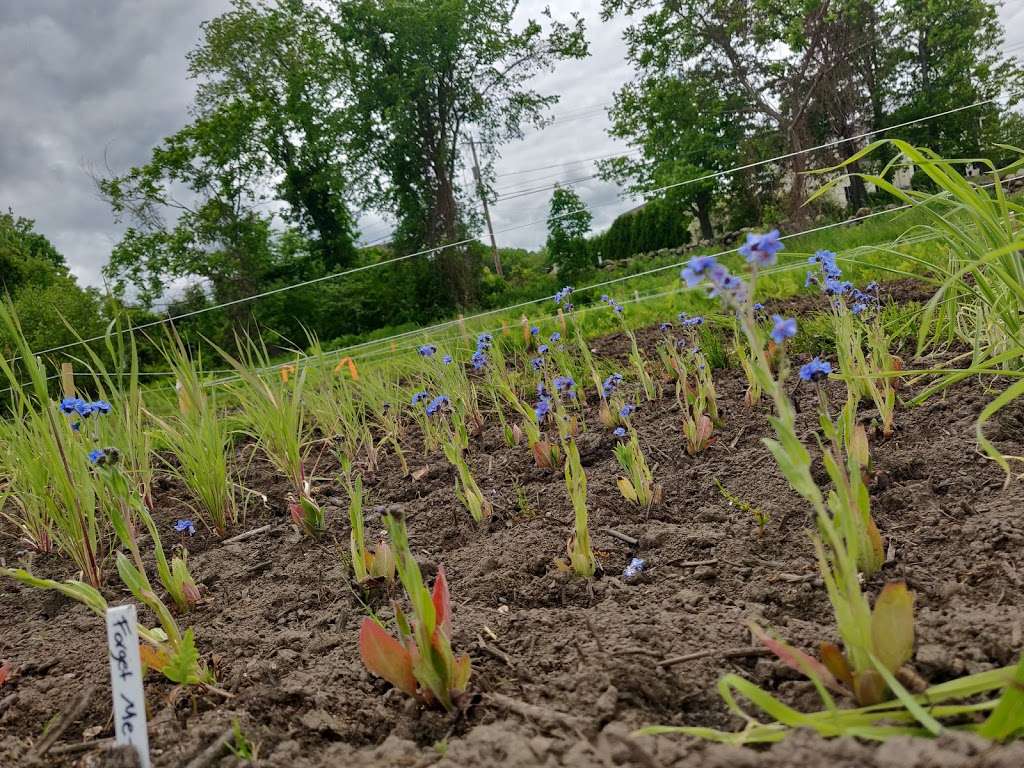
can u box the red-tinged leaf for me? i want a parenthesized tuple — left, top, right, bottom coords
(432, 565, 451, 640)
(820, 642, 853, 688)
(359, 618, 416, 696)
(0, 661, 12, 687)
(749, 622, 842, 692)
(871, 580, 915, 673)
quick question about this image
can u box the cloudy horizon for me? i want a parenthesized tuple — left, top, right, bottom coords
(1, 1, 1022, 294)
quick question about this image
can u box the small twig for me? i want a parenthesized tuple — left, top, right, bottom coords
(475, 637, 512, 667)
(183, 724, 236, 768)
(50, 738, 114, 756)
(659, 646, 768, 669)
(31, 684, 97, 758)
(652, 557, 717, 571)
(603, 527, 638, 546)
(728, 425, 747, 449)
(223, 524, 273, 545)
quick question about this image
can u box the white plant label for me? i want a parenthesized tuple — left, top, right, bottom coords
(105, 604, 151, 768)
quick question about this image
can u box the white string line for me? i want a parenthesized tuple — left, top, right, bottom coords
(492, 93, 1022, 236)
(190, 202, 952, 389)
(12, 96, 1009, 367)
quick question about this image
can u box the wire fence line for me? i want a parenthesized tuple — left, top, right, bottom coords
(7, 93, 1013, 370)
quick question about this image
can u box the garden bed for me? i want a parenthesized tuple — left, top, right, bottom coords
(2, 297, 1024, 767)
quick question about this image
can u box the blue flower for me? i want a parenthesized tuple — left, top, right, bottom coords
(739, 229, 785, 267)
(619, 403, 636, 419)
(549, 332, 561, 343)
(824, 278, 852, 296)
(531, 357, 544, 371)
(613, 426, 627, 438)
(442, 355, 453, 365)
(426, 395, 450, 416)
(659, 322, 673, 331)
(799, 357, 833, 382)
(537, 344, 549, 355)
(602, 373, 623, 399)
(753, 303, 765, 315)
(809, 250, 841, 279)
(174, 519, 196, 536)
(600, 294, 610, 302)
(623, 557, 646, 580)
(411, 390, 430, 406)
(530, 326, 540, 336)
(418, 344, 436, 357)
(537, 381, 549, 398)
(682, 315, 704, 327)
(681, 255, 718, 287)
(74, 400, 94, 418)
(865, 281, 879, 293)
(471, 350, 488, 370)
(87, 448, 105, 464)
(770, 315, 797, 344)
(554, 286, 574, 305)
(554, 375, 575, 395)
(804, 271, 818, 288)
(476, 333, 493, 351)
(612, 302, 624, 314)
(92, 400, 112, 415)
(852, 302, 868, 315)
(534, 397, 552, 422)
(59, 397, 79, 414)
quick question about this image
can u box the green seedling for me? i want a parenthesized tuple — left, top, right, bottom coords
(358, 513, 471, 711)
(344, 461, 395, 584)
(613, 425, 661, 510)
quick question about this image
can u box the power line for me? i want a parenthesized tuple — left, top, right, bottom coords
(12, 92, 1011, 366)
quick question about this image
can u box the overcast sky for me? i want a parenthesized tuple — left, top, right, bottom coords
(1, 1, 1022, 292)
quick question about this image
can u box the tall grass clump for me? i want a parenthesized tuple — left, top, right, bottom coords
(0, 301, 103, 585)
(216, 333, 322, 536)
(153, 331, 237, 536)
(812, 140, 1024, 473)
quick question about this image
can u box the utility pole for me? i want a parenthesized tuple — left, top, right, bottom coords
(468, 135, 503, 277)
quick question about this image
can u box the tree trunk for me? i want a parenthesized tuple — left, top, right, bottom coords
(695, 198, 714, 241)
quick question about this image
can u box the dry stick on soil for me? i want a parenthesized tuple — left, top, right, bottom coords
(651, 557, 718, 571)
(30, 683, 97, 759)
(183, 724, 236, 768)
(603, 528, 638, 546)
(222, 523, 273, 545)
(50, 738, 115, 757)
(658, 646, 769, 669)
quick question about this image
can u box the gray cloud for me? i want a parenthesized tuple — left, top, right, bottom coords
(1, 1, 1021, 290)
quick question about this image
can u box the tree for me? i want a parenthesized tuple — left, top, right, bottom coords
(887, 0, 1024, 158)
(546, 185, 593, 281)
(332, 0, 588, 309)
(100, 106, 275, 331)
(0, 211, 105, 356)
(188, 0, 361, 270)
(600, 73, 749, 241)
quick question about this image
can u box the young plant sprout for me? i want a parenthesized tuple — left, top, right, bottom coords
(806, 251, 900, 437)
(598, 372, 625, 428)
(441, 419, 493, 522)
(560, 438, 596, 577)
(2, 566, 214, 689)
(344, 460, 395, 584)
(605, 295, 658, 401)
(215, 334, 323, 537)
(95, 447, 201, 612)
(358, 513, 471, 711)
(612, 421, 662, 510)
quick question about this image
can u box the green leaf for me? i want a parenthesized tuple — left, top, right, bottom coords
(870, 581, 915, 673)
(977, 653, 1024, 742)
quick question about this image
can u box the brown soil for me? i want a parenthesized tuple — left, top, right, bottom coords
(3, 295, 1024, 767)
